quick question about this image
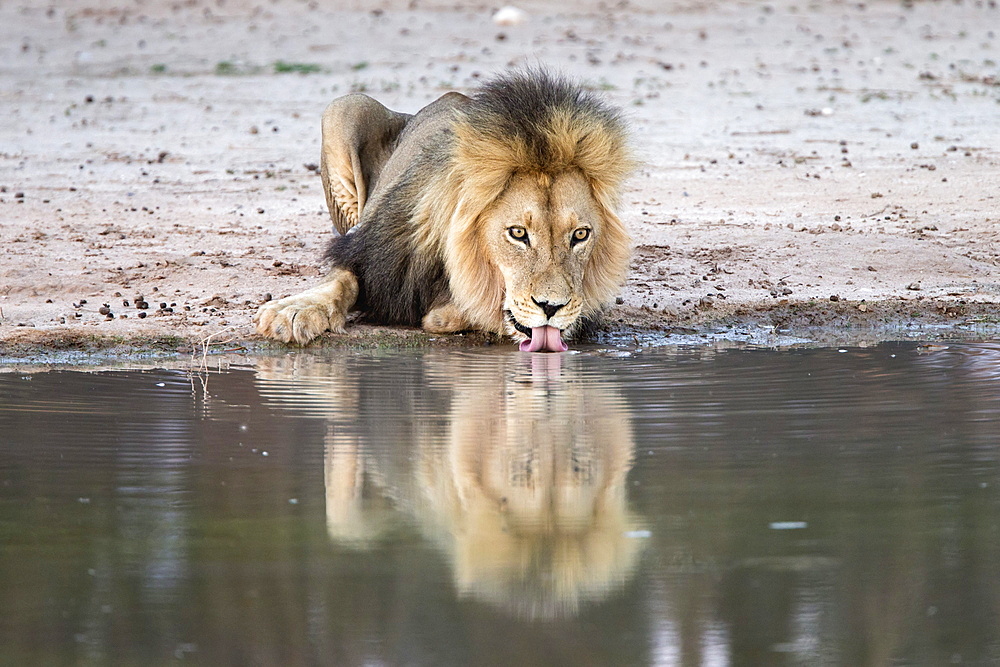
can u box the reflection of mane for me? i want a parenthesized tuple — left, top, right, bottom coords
(417, 353, 640, 619)
(255, 351, 643, 619)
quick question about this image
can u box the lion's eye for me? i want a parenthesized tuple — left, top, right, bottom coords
(508, 226, 529, 243)
(571, 228, 591, 245)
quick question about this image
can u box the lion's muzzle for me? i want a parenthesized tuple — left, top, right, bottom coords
(532, 298, 566, 320)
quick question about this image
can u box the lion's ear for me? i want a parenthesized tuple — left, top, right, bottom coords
(320, 94, 411, 234)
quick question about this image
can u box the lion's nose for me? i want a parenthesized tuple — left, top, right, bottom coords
(532, 297, 566, 320)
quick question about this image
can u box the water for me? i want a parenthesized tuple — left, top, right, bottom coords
(1, 342, 999, 666)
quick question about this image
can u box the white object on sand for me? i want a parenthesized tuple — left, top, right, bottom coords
(493, 6, 528, 26)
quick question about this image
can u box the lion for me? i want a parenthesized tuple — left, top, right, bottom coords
(253, 70, 632, 352)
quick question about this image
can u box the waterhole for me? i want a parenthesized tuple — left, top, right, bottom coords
(1, 342, 999, 665)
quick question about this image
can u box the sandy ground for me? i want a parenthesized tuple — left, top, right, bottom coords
(2, 0, 999, 356)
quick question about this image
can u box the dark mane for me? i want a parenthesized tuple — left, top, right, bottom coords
(463, 70, 628, 174)
(324, 173, 448, 326)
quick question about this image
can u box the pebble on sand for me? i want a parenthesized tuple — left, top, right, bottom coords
(493, 6, 528, 26)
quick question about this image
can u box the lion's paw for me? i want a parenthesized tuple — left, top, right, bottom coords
(422, 303, 469, 334)
(254, 295, 346, 345)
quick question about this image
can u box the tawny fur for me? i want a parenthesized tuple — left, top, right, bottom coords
(254, 70, 632, 345)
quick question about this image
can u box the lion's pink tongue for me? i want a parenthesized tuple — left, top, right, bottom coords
(519, 325, 568, 353)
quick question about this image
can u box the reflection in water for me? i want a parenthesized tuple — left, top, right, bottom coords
(259, 351, 644, 620)
(3, 343, 1000, 664)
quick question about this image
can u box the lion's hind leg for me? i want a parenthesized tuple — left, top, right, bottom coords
(320, 94, 410, 235)
(254, 268, 359, 345)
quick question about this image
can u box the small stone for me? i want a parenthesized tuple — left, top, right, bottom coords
(493, 5, 528, 26)
(829, 294, 840, 302)
(138, 311, 147, 319)
(907, 282, 922, 290)
(910, 142, 919, 149)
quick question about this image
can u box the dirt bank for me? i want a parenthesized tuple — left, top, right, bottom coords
(2, 0, 998, 357)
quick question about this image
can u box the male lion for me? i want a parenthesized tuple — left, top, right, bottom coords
(254, 70, 632, 352)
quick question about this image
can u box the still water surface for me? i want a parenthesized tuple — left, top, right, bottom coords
(1, 343, 1000, 666)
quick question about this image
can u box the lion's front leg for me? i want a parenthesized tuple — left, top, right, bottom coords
(422, 301, 471, 334)
(254, 267, 359, 345)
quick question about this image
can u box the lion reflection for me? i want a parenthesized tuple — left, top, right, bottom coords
(258, 351, 643, 619)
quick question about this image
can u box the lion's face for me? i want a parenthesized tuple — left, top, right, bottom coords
(481, 170, 608, 350)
